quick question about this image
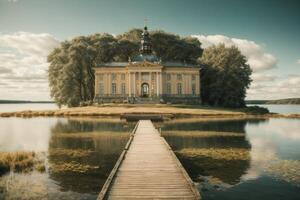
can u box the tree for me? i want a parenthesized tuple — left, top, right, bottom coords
(48, 29, 203, 107)
(199, 44, 252, 108)
(151, 31, 202, 63)
(48, 34, 117, 107)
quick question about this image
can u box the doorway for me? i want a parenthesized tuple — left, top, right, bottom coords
(141, 83, 149, 97)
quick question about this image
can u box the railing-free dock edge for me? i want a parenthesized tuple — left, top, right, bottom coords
(98, 120, 200, 200)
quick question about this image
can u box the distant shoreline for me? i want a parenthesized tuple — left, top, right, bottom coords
(246, 98, 300, 105)
(0, 100, 55, 104)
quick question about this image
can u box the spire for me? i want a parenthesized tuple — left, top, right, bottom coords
(140, 24, 152, 54)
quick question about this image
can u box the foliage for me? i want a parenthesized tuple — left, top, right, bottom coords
(48, 29, 203, 107)
(199, 44, 252, 108)
(241, 106, 269, 114)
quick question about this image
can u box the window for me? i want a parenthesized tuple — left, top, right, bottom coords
(142, 73, 149, 81)
(177, 74, 182, 81)
(121, 83, 126, 95)
(121, 73, 125, 80)
(112, 73, 116, 81)
(112, 83, 117, 95)
(151, 73, 155, 81)
(135, 73, 139, 80)
(192, 84, 196, 95)
(177, 83, 182, 95)
(99, 74, 104, 81)
(192, 74, 196, 81)
(167, 83, 171, 94)
(99, 83, 104, 95)
(167, 74, 171, 81)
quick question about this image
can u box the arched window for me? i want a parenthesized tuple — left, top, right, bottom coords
(167, 83, 171, 94)
(112, 83, 117, 95)
(99, 83, 104, 95)
(177, 83, 182, 95)
(121, 83, 126, 95)
(192, 84, 196, 95)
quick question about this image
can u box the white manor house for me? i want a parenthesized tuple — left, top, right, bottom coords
(94, 26, 201, 104)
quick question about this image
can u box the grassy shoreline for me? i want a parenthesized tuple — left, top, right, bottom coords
(0, 104, 299, 119)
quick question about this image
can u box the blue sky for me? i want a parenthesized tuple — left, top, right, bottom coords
(0, 0, 299, 100)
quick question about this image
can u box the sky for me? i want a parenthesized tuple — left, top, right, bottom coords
(0, 0, 299, 101)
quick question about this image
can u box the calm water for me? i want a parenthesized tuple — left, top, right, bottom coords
(248, 104, 300, 114)
(1, 116, 300, 199)
(0, 117, 133, 200)
(0, 103, 59, 112)
(161, 118, 300, 200)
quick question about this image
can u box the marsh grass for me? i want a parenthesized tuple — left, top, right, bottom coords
(263, 159, 300, 185)
(49, 148, 94, 158)
(0, 152, 46, 176)
(49, 161, 99, 173)
(53, 131, 130, 139)
(176, 148, 251, 184)
(178, 148, 250, 160)
(162, 131, 244, 138)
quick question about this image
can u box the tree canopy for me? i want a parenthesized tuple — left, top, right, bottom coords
(48, 29, 203, 107)
(199, 44, 252, 108)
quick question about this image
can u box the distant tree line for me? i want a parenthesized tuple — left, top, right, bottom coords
(48, 29, 251, 108)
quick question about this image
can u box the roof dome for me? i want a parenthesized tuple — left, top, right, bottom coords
(132, 53, 159, 62)
(131, 25, 159, 63)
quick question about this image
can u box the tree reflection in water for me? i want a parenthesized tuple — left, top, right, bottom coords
(161, 118, 267, 185)
(47, 118, 133, 195)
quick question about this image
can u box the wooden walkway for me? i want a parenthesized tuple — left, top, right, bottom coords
(98, 120, 200, 200)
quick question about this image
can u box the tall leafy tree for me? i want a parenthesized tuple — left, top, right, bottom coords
(48, 34, 117, 107)
(151, 31, 202, 63)
(48, 29, 203, 107)
(199, 44, 252, 108)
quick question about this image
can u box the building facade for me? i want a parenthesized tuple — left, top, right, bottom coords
(94, 26, 201, 104)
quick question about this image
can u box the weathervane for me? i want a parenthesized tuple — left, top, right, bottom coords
(144, 18, 148, 27)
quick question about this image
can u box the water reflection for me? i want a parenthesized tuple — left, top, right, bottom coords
(0, 117, 131, 199)
(162, 119, 255, 185)
(48, 122, 130, 194)
(162, 118, 300, 200)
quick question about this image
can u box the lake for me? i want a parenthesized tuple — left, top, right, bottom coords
(0, 103, 59, 112)
(161, 118, 300, 200)
(1, 116, 300, 199)
(0, 117, 133, 200)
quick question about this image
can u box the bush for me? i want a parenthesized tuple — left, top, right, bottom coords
(241, 106, 269, 114)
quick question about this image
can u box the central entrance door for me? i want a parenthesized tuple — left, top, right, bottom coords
(141, 83, 149, 97)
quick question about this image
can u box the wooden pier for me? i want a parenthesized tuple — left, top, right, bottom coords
(98, 120, 200, 200)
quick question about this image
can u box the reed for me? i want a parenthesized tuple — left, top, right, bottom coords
(0, 151, 45, 176)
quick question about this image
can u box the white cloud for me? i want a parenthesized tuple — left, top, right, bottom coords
(0, 32, 59, 100)
(0, 32, 59, 57)
(297, 59, 300, 65)
(251, 73, 277, 82)
(247, 74, 300, 100)
(193, 34, 277, 72)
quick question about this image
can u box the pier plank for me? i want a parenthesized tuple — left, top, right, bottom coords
(98, 120, 200, 200)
